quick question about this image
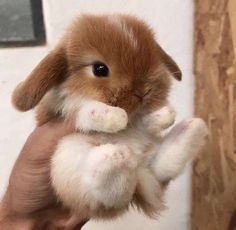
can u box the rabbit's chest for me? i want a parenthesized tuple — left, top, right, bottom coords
(84, 126, 158, 163)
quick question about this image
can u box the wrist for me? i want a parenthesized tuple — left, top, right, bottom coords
(0, 203, 34, 230)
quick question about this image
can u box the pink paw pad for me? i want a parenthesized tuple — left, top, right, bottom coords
(91, 109, 96, 116)
(168, 118, 208, 142)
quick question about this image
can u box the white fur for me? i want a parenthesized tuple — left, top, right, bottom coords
(52, 137, 138, 211)
(42, 89, 128, 133)
(51, 97, 208, 214)
(142, 104, 176, 136)
(152, 118, 208, 182)
(108, 15, 138, 49)
(82, 144, 137, 208)
(76, 100, 128, 133)
(51, 135, 92, 210)
(136, 167, 164, 211)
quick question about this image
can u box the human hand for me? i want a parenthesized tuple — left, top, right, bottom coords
(0, 119, 87, 229)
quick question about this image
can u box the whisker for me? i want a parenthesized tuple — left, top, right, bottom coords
(143, 88, 152, 97)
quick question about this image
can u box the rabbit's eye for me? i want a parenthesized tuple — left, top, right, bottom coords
(92, 62, 109, 77)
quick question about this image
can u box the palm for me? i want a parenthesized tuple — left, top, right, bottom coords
(2, 121, 86, 228)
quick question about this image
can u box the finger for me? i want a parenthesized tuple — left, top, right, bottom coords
(61, 215, 88, 229)
(20, 119, 75, 161)
(43, 118, 75, 135)
(31, 118, 75, 142)
(33, 205, 88, 230)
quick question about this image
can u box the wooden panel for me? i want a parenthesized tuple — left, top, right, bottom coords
(192, 0, 236, 229)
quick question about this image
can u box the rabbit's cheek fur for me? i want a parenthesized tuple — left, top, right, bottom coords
(64, 81, 139, 115)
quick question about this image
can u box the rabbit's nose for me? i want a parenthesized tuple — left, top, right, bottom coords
(134, 88, 152, 101)
(134, 93, 144, 101)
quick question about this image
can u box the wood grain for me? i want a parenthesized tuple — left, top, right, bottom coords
(192, 0, 236, 229)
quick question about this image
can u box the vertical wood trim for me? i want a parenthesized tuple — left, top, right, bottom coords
(192, 0, 236, 229)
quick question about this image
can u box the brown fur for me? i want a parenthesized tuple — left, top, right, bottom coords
(132, 186, 165, 218)
(12, 48, 67, 112)
(12, 14, 182, 218)
(12, 14, 181, 121)
(36, 103, 58, 125)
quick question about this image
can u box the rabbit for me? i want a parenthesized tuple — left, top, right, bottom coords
(12, 14, 208, 220)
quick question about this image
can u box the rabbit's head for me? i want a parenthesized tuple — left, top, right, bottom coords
(12, 14, 181, 118)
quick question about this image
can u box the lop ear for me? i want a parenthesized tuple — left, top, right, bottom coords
(156, 43, 182, 81)
(12, 47, 67, 111)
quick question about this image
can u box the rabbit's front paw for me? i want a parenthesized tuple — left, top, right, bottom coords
(143, 105, 176, 135)
(76, 101, 128, 132)
(90, 106, 128, 133)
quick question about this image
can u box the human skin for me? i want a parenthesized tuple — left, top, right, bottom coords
(0, 120, 87, 229)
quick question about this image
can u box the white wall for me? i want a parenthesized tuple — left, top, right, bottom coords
(0, 1, 194, 229)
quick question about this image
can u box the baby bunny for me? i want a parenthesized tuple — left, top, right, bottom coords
(12, 14, 208, 220)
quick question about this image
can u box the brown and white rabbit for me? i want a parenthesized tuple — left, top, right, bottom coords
(12, 14, 208, 220)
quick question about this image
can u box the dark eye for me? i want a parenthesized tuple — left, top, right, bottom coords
(92, 62, 109, 77)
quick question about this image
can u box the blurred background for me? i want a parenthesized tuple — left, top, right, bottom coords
(0, 1, 235, 230)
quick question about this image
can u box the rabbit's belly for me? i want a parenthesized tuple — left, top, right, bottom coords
(115, 128, 156, 156)
(52, 132, 139, 217)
